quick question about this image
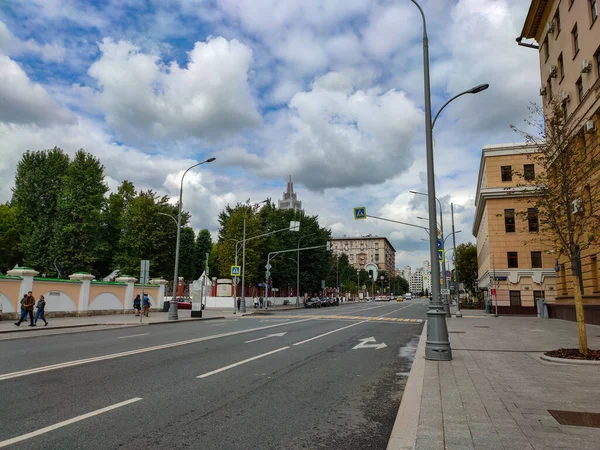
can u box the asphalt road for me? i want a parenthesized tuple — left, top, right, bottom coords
(0, 299, 429, 450)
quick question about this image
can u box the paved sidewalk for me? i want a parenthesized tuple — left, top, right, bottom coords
(389, 312, 600, 450)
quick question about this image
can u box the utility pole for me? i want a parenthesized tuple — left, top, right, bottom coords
(451, 203, 462, 318)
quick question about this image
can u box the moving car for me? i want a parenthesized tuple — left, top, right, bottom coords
(305, 297, 321, 308)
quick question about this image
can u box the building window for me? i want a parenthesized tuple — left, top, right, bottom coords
(585, 185, 593, 214)
(555, 9, 561, 35)
(528, 208, 539, 232)
(505, 209, 516, 232)
(592, 0, 598, 23)
(576, 77, 584, 103)
(509, 290, 522, 306)
(596, 48, 600, 77)
(562, 99, 568, 121)
(543, 36, 550, 62)
(501, 165, 512, 182)
(533, 290, 545, 301)
(546, 77, 553, 100)
(558, 53, 564, 80)
(592, 256, 599, 292)
(531, 251, 543, 268)
(507, 252, 519, 268)
(524, 164, 535, 181)
(572, 24, 579, 56)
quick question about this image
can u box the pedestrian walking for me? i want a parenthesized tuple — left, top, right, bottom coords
(142, 293, 151, 317)
(133, 294, 142, 316)
(237, 297, 241, 311)
(259, 296, 263, 309)
(34, 295, 48, 326)
(14, 291, 35, 327)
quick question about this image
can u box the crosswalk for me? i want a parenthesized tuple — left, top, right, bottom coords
(246, 314, 424, 323)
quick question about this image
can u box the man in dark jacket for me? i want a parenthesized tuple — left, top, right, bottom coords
(15, 291, 35, 327)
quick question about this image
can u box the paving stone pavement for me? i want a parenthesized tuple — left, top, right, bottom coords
(414, 314, 600, 450)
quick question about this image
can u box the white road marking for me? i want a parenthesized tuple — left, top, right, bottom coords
(118, 333, 149, 339)
(292, 321, 365, 346)
(0, 397, 142, 448)
(244, 332, 287, 343)
(197, 347, 290, 378)
(352, 337, 387, 350)
(0, 319, 312, 381)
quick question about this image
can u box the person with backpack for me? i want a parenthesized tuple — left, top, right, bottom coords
(133, 294, 142, 316)
(34, 295, 48, 326)
(142, 293, 151, 317)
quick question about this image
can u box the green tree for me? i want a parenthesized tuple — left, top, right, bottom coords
(51, 150, 109, 276)
(0, 203, 21, 272)
(512, 100, 600, 354)
(11, 148, 70, 274)
(97, 180, 136, 277)
(194, 229, 213, 278)
(178, 227, 196, 281)
(455, 242, 478, 295)
(208, 243, 220, 279)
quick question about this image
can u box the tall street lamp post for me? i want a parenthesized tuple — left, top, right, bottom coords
(409, 0, 489, 361)
(168, 157, 216, 321)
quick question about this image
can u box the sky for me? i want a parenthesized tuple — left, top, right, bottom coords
(0, 0, 540, 272)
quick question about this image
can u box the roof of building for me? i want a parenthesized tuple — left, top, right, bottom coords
(331, 235, 396, 253)
(520, 0, 550, 41)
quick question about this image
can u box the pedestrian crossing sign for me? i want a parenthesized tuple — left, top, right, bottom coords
(354, 207, 366, 220)
(231, 266, 241, 276)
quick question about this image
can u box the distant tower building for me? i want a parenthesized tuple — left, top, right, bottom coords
(278, 175, 303, 213)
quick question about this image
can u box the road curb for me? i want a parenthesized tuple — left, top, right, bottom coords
(540, 354, 600, 365)
(387, 321, 427, 450)
(0, 323, 129, 334)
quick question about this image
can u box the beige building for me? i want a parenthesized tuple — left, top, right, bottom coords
(473, 143, 557, 314)
(519, 0, 600, 323)
(331, 235, 396, 275)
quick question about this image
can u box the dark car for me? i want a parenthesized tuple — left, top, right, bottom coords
(305, 297, 321, 308)
(327, 297, 336, 306)
(320, 297, 330, 307)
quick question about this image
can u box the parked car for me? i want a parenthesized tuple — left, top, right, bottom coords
(305, 297, 321, 308)
(327, 297, 336, 306)
(320, 297, 330, 307)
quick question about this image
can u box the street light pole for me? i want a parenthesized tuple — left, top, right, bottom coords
(451, 202, 463, 317)
(168, 157, 215, 321)
(357, 269, 360, 300)
(409, 0, 450, 361)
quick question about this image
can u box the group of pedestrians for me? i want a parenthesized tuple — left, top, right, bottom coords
(133, 293, 151, 317)
(14, 291, 48, 327)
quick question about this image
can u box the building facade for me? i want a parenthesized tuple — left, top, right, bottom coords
(473, 143, 557, 314)
(520, 0, 600, 321)
(331, 235, 396, 275)
(409, 269, 424, 295)
(278, 175, 303, 212)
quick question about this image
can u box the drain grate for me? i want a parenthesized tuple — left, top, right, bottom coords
(548, 410, 600, 428)
(448, 331, 465, 334)
(474, 325, 490, 328)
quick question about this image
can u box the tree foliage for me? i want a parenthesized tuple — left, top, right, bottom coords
(0, 203, 21, 272)
(455, 242, 478, 295)
(512, 100, 600, 353)
(194, 229, 213, 278)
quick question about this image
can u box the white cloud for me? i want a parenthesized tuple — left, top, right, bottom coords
(88, 37, 261, 141)
(0, 55, 75, 126)
(0, 19, 65, 62)
(256, 71, 422, 191)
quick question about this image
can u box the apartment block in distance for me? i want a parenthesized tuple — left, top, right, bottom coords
(331, 235, 396, 275)
(473, 143, 557, 314)
(519, 0, 600, 323)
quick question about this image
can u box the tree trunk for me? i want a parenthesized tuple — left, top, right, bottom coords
(571, 253, 588, 354)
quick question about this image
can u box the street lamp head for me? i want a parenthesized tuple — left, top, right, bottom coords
(467, 84, 489, 94)
(205, 157, 216, 163)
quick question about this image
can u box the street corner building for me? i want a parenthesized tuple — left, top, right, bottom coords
(330, 235, 396, 276)
(518, 0, 600, 323)
(473, 143, 557, 315)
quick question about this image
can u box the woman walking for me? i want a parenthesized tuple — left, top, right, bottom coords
(35, 295, 48, 326)
(133, 294, 142, 316)
(142, 293, 151, 317)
